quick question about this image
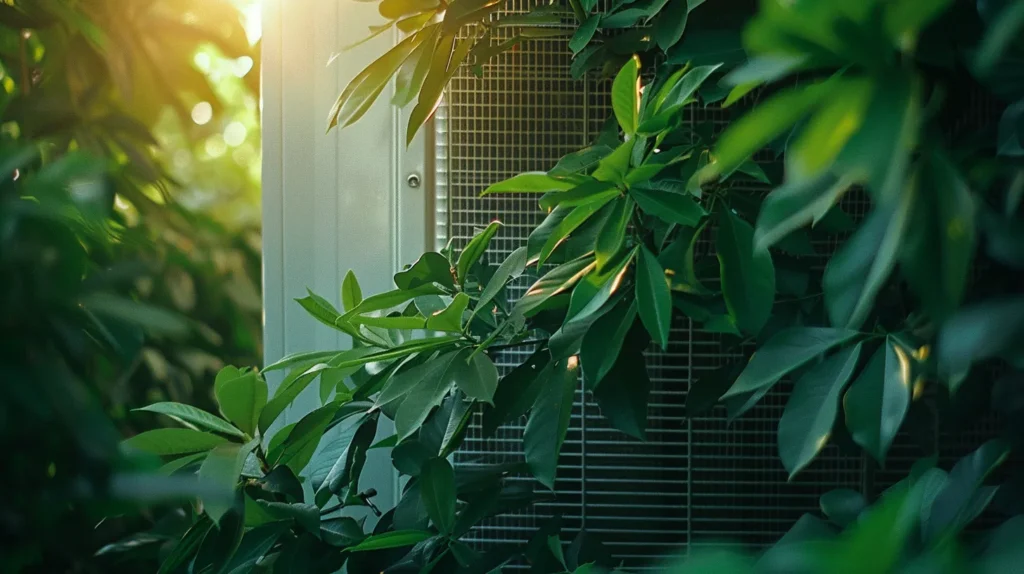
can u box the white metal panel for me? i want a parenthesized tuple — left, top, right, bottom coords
(261, 0, 428, 515)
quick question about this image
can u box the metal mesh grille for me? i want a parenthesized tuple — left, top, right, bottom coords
(432, 24, 1008, 571)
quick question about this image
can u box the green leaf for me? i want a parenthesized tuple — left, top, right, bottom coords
(900, 150, 976, 321)
(843, 338, 912, 464)
(482, 172, 577, 195)
(396, 252, 456, 291)
(595, 197, 634, 272)
(254, 501, 320, 534)
(581, 300, 638, 388)
(273, 404, 337, 474)
(592, 141, 634, 183)
(408, 33, 474, 144)
(722, 54, 808, 87)
(329, 25, 436, 130)
(448, 349, 499, 404)
(199, 438, 258, 524)
(159, 452, 206, 476)
(135, 403, 245, 439)
(778, 343, 863, 478)
(630, 186, 706, 226)
(379, 0, 439, 20)
(924, 439, 1011, 542)
(377, 352, 457, 416)
(524, 358, 580, 489)
(612, 55, 642, 136)
(472, 247, 527, 323)
(753, 171, 853, 250)
(394, 26, 439, 107)
(549, 145, 616, 176)
(717, 208, 775, 335)
(394, 356, 460, 441)
(721, 327, 859, 402)
(823, 189, 913, 329)
(826, 482, 917, 574)
(709, 81, 831, 180)
(937, 297, 1024, 378)
(348, 284, 446, 317)
(482, 348, 551, 436)
(653, 0, 688, 52)
(650, 64, 721, 118)
(122, 428, 228, 456)
(457, 220, 502, 284)
(425, 293, 470, 332)
(570, 15, 600, 54)
(973, 0, 1024, 75)
(420, 458, 457, 534)
(787, 78, 872, 181)
(221, 523, 289, 574)
(320, 517, 367, 548)
(216, 371, 267, 437)
(157, 516, 213, 574)
(515, 255, 596, 317)
(318, 415, 378, 502)
(538, 195, 617, 266)
(345, 530, 433, 552)
(819, 489, 866, 528)
(538, 179, 619, 212)
(660, 223, 712, 296)
(263, 350, 343, 374)
(685, 363, 742, 417)
(593, 333, 650, 439)
(342, 270, 363, 312)
(636, 246, 673, 350)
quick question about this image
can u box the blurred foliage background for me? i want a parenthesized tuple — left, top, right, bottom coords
(0, 0, 262, 571)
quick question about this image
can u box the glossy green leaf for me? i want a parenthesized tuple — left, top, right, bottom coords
(819, 488, 866, 527)
(722, 327, 859, 401)
(515, 255, 596, 317)
(709, 81, 831, 180)
(395, 252, 455, 291)
(273, 404, 337, 474)
(570, 15, 600, 54)
(393, 27, 438, 107)
(538, 179, 618, 212)
(221, 523, 290, 574)
(215, 371, 267, 437)
(524, 358, 580, 489)
(345, 530, 433, 552)
(636, 246, 672, 350)
(595, 197, 634, 272)
(651, 64, 720, 118)
(377, 351, 457, 416)
(685, 363, 742, 417)
(420, 457, 457, 534)
(328, 25, 435, 130)
(472, 246, 528, 322)
(787, 78, 872, 181)
(456, 220, 502, 284)
(482, 348, 551, 436)
(199, 438, 258, 524)
(778, 343, 862, 478)
(925, 439, 1011, 542)
(449, 348, 499, 404)
(843, 338, 911, 464)
(823, 189, 913, 329)
(753, 171, 853, 250)
(135, 403, 245, 439)
(320, 517, 367, 548)
(262, 350, 343, 374)
(630, 186, 706, 226)
(612, 55, 642, 136)
(346, 284, 445, 317)
(594, 328, 651, 439)
(549, 145, 616, 176)
(653, 0, 688, 52)
(157, 516, 213, 574)
(722, 54, 808, 87)
(407, 33, 474, 144)
(900, 150, 976, 320)
(482, 172, 577, 195)
(974, 0, 1024, 75)
(826, 482, 916, 574)
(936, 297, 1024, 378)
(717, 208, 775, 335)
(538, 195, 617, 267)
(581, 300, 638, 388)
(659, 223, 712, 296)
(592, 141, 634, 183)
(425, 293, 470, 332)
(317, 415, 377, 503)
(394, 358, 460, 441)
(122, 428, 228, 456)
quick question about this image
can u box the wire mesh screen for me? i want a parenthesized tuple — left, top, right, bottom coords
(431, 21, 1009, 572)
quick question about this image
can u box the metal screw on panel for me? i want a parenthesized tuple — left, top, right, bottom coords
(406, 173, 422, 188)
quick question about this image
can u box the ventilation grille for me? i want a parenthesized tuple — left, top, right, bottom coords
(432, 20, 1007, 571)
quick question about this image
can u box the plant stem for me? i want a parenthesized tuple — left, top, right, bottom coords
(486, 338, 547, 352)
